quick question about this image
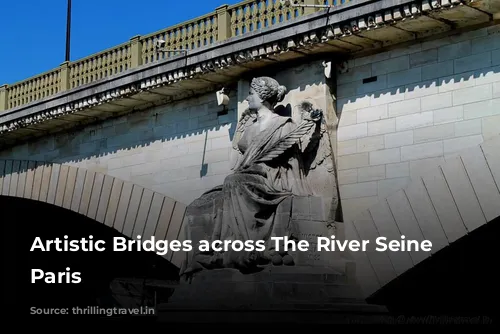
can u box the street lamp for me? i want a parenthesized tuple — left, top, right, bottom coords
(66, 0, 72, 62)
(279, 0, 336, 8)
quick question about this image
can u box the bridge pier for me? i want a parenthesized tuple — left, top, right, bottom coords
(157, 265, 389, 324)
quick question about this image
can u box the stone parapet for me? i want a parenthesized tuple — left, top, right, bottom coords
(2, 0, 499, 150)
(1, 0, 345, 112)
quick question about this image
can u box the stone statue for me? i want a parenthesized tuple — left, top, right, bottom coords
(179, 76, 339, 279)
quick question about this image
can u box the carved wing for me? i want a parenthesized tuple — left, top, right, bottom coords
(294, 101, 333, 171)
(306, 119, 333, 171)
(253, 118, 317, 163)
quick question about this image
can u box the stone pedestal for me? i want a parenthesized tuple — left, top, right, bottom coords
(162, 194, 388, 323)
(158, 262, 388, 323)
(183, 195, 345, 270)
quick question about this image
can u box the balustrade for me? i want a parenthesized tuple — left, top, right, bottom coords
(0, 0, 349, 112)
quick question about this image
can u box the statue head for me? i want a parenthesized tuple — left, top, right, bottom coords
(246, 76, 287, 111)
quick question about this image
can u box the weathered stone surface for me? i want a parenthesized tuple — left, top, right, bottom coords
(3, 0, 495, 153)
(163, 264, 373, 312)
(0, 159, 187, 257)
(337, 23, 500, 223)
(178, 75, 341, 277)
(1, 3, 500, 313)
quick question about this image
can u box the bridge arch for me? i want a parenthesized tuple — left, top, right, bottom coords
(368, 215, 499, 318)
(2, 194, 183, 312)
(0, 159, 187, 268)
(346, 135, 500, 304)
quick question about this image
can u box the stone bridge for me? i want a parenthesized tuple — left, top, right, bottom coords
(1, 0, 500, 308)
(0, 159, 188, 268)
(1, 134, 499, 302)
(345, 134, 500, 298)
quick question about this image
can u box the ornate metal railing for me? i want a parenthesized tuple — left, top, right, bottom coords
(0, 0, 350, 112)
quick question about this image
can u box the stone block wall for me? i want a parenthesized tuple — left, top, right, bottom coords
(336, 24, 500, 223)
(0, 91, 238, 205)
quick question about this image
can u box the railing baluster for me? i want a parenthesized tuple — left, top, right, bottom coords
(1, 0, 345, 112)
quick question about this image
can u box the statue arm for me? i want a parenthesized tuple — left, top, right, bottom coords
(299, 105, 334, 171)
(232, 105, 322, 169)
(230, 110, 255, 170)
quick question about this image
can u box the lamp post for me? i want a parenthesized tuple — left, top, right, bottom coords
(65, 0, 72, 62)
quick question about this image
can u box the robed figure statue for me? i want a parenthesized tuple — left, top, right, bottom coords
(179, 76, 338, 279)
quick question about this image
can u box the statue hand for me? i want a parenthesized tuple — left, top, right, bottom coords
(310, 108, 323, 122)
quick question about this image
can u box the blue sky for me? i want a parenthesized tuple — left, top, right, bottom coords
(0, 0, 240, 85)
